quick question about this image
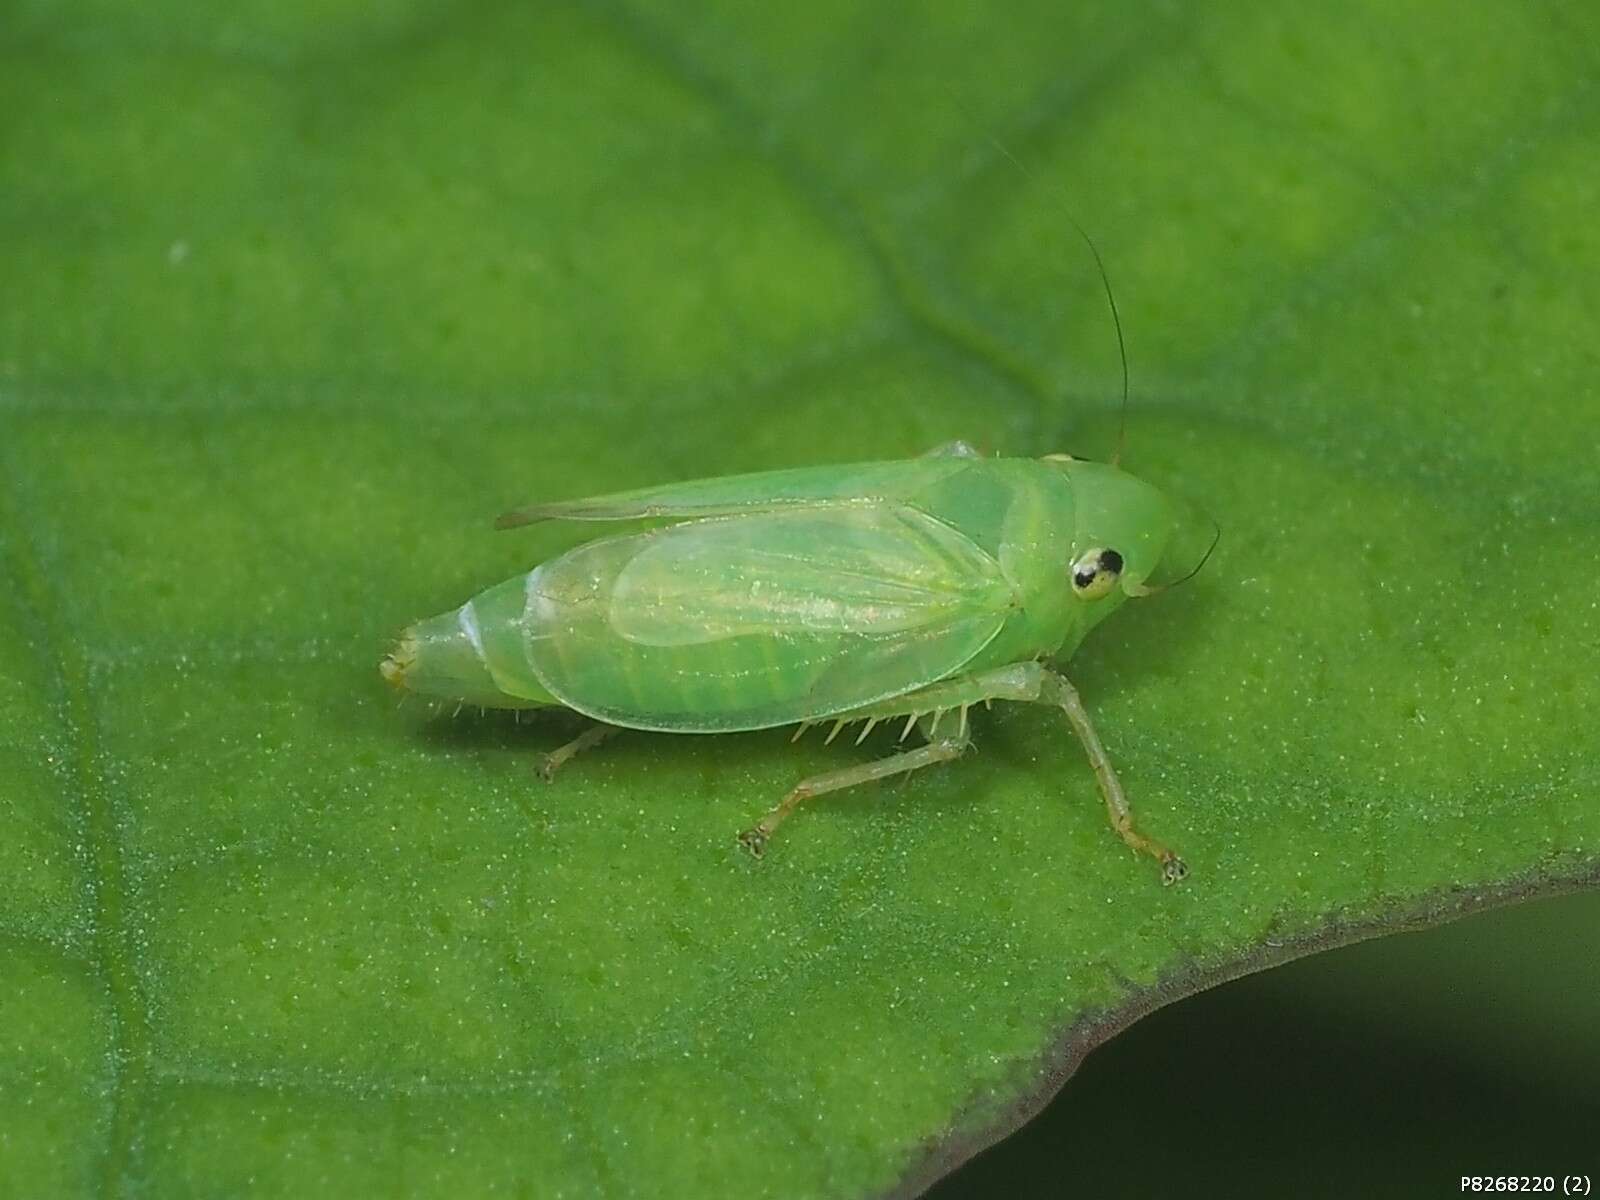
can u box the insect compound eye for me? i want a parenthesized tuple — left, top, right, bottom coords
(1070, 547, 1124, 600)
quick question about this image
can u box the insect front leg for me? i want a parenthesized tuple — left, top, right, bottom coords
(1033, 668, 1188, 885)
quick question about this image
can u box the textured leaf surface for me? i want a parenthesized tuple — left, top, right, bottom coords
(2, 2, 1597, 1197)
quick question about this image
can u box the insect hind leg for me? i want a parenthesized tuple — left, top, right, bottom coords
(738, 731, 972, 858)
(739, 664, 1040, 856)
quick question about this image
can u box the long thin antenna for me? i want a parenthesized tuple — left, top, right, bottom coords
(978, 131, 1129, 466)
(1127, 518, 1222, 597)
(1173, 519, 1223, 588)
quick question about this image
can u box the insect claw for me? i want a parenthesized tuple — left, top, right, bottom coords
(737, 826, 769, 858)
(1160, 853, 1190, 886)
(824, 719, 849, 745)
(854, 717, 881, 745)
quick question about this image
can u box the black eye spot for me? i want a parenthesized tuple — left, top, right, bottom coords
(1070, 547, 1124, 600)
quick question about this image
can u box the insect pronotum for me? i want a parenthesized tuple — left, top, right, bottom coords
(382, 438, 1215, 884)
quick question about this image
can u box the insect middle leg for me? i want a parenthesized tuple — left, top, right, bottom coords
(538, 720, 621, 782)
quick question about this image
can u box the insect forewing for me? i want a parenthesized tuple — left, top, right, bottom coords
(521, 503, 1014, 732)
(496, 458, 975, 527)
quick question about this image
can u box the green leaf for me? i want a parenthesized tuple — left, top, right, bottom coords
(2, 2, 1596, 1197)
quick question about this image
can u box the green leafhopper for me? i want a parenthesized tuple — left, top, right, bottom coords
(381, 442, 1214, 884)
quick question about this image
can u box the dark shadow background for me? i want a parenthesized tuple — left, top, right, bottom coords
(932, 889, 1600, 1198)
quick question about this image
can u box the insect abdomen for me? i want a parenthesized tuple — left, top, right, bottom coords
(381, 574, 555, 709)
(513, 506, 1012, 732)
(449, 573, 935, 731)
